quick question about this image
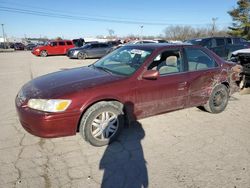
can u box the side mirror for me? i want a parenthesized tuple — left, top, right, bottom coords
(142, 70, 159, 80)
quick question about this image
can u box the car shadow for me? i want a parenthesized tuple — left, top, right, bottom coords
(99, 103, 148, 188)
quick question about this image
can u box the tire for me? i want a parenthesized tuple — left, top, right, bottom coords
(79, 101, 124, 146)
(77, 52, 86, 59)
(40, 50, 48, 57)
(204, 84, 229, 114)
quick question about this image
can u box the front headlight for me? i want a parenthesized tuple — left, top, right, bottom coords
(35, 48, 40, 52)
(27, 99, 71, 112)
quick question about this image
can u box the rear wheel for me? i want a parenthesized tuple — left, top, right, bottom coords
(40, 50, 48, 57)
(77, 52, 86, 59)
(79, 102, 124, 146)
(204, 84, 229, 114)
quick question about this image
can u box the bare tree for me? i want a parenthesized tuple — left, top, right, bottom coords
(164, 25, 228, 41)
(107, 29, 115, 39)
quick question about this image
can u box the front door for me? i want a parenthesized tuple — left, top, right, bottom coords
(134, 48, 189, 119)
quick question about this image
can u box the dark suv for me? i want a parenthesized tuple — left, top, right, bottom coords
(186, 37, 250, 59)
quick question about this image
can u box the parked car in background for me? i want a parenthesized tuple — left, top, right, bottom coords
(11, 42, 25, 50)
(32, 40, 74, 57)
(72, 38, 85, 47)
(67, 42, 111, 59)
(16, 44, 241, 146)
(25, 43, 37, 51)
(230, 48, 250, 89)
(186, 37, 250, 59)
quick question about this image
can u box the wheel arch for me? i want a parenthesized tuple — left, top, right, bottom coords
(76, 98, 124, 132)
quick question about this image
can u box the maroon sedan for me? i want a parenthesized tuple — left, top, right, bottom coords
(16, 44, 241, 146)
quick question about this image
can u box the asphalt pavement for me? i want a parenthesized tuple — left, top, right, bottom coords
(0, 51, 250, 188)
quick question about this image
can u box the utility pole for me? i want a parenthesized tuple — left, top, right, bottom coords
(1, 24, 6, 49)
(140, 25, 143, 40)
(211, 17, 218, 36)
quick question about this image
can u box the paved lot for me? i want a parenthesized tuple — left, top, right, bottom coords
(0, 51, 250, 188)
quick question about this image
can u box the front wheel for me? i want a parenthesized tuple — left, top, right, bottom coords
(77, 52, 86, 59)
(204, 84, 229, 114)
(40, 50, 48, 57)
(79, 102, 124, 146)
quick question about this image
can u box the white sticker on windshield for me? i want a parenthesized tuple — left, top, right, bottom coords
(131, 49, 144, 55)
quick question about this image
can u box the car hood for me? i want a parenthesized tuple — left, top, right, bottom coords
(21, 66, 124, 99)
(232, 48, 250, 55)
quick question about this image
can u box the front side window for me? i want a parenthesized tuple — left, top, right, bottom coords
(215, 38, 225, 46)
(93, 47, 153, 76)
(148, 49, 183, 75)
(185, 48, 218, 71)
(50, 42, 57, 47)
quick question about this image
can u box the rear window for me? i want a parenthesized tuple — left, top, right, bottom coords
(59, 41, 65, 46)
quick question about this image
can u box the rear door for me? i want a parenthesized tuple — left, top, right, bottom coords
(98, 43, 110, 57)
(134, 48, 189, 118)
(58, 41, 66, 54)
(87, 44, 100, 58)
(184, 47, 221, 107)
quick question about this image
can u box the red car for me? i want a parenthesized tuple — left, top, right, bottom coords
(16, 44, 241, 146)
(32, 40, 74, 57)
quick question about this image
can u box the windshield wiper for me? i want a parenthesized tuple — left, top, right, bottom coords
(92, 65, 113, 74)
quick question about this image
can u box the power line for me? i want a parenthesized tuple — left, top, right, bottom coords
(0, 6, 230, 27)
(0, 6, 172, 26)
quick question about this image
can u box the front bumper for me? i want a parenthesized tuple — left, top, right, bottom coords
(67, 50, 78, 58)
(15, 97, 81, 138)
(32, 50, 40, 56)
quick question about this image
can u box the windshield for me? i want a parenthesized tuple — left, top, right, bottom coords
(93, 46, 153, 76)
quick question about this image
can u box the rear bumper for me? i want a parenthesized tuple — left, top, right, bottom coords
(15, 99, 81, 138)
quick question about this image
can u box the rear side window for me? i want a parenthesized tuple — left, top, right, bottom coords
(91, 44, 99, 48)
(59, 41, 65, 46)
(66, 41, 73, 45)
(233, 38, 241, 44)
(98, 44, 109, 48)
(185, 48, 218, 71)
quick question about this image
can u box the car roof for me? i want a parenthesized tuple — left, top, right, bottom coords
(123, 43, 192, 49)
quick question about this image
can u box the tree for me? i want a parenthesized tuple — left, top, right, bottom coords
(55, 36, 63, 40)
(164, 25, 228, 41)
(228, 0, 250, 39)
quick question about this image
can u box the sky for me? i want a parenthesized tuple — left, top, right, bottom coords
(0, 0, 238, 39)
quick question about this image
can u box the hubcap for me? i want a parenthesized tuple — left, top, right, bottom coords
(91, 111, 118, 141)
(213, 90, 226, 107)
(78, 53, 85, 59)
